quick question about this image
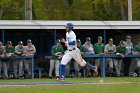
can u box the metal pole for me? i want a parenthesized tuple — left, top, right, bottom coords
(54, 29, 56, 44)
(104, 29, 106, 45)
(103, 29, 106, 78)
(128, 0, 132, 21)
(102, 56, 106, 78)
(31, 56, 34, 79)
(2, 29, 5, 45)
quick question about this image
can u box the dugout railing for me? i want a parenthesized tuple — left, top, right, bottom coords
(83, 54, 140, 78)
(0, 55, 34, 79)
(1, 54, 140, 79)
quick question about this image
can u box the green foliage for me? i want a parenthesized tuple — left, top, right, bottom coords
(132, 0, 140, 20)
(0, 0, 25, 20)
(0, 0, 140, 20)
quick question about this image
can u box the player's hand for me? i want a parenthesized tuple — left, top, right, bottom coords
(0, 54, 4, 57)
(54, 52, 59, 56)
(5, 53, 10, 57)
(81, 52, 84, 55)
(22, 54, 25, 56)
(17, 52, 21, 54)
(57, 52, 62, 54)
(11, 53, 15, 56)
(100, 53, 104, 55)
(109, 52, 114, 54)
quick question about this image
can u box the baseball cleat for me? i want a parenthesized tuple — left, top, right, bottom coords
(59, 76, 65, 82)
(56, 76, 65, 82)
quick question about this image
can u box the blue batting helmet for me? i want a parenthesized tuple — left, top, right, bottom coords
(65, 23, 74, 30)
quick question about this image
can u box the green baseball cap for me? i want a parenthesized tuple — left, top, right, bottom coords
(126, 35, 131, 39)
(120, 40, 125, 44)
(27, 39, 32, 43)
(56, 39, 61, 43)
(98, 36, 103, 40)
(77, 39, 81, 43)
(7, 41, 12, 44)
(18, 41, 23, 45)
(108, 38, 113, 42)
(86, 37, 91, 41)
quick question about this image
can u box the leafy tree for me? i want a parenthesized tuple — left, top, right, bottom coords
(0, 0, 140, 20)
(0, 0, 25, 20)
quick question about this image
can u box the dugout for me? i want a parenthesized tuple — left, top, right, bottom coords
(0, 21, 140, 55)
(0, 21, 140, 77)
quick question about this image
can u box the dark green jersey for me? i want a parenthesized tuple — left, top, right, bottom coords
(77, 45, 84, 52)
(51, 45, 64, 60)
(94, 43, 104, 54)
(134, 45, 140, 52)
(5, 45, 15, 53)
(116, 45, 126, 54)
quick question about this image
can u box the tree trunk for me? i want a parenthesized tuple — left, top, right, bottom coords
(0, 9, 3, 19)
(25, 0, 32, 20)
(128, 0, 132, 20)
(120, 0, 127, 20)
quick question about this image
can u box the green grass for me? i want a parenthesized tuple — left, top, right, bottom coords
(0, 77, 140, 93)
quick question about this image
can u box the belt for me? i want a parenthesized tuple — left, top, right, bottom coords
(68, 48, 76, 51)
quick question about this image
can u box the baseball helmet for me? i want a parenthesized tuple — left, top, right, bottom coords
(108, 38, 113, 42)
(126, 35, 131, 39)
(18, 41, 23, 45)
(65, 23, 74, 30)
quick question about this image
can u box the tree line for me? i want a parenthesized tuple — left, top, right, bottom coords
(0, 0, 140, 20)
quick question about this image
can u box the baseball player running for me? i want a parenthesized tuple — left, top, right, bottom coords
(59, 23, 98, 81)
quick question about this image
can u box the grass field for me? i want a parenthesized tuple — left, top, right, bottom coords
(0, 77, 140, 93)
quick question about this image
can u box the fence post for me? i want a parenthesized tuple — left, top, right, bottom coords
(2, 29, 5, 45)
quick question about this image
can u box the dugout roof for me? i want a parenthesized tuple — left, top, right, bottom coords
(0, 20, 140, 29)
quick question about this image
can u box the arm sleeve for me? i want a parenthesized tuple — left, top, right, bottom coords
(61, 46, 64, 54)
(116, 46, 119, 53)
(114, 45, 116, 52)
(15, 46, 18, 53)
(104, 45, 108, 52)
(81, 46, 85, 53)
(12, 47, 15, 53)
(3, 46, 6, 53)
(51, 46, 55, 55)
(92, 45, 95, 54)
(68, 33, 76, 46)
(68, 41, 76, 45)
(134, 46, 137, 52)
(33, 45, 36, 54)
(23, 46, 27, 53)
(94, 44, 97, 53)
